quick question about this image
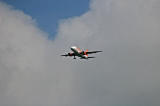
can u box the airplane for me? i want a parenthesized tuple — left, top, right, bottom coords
(61, 46, 102, 59)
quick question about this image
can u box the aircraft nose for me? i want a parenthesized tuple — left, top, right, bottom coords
(71, 47, 74, 50)
(71, 46, 75, 51)
(71, 46, 76, 49)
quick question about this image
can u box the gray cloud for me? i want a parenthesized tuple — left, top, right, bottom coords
(56, 0, 160, 105)
(0, 0, 160, 106)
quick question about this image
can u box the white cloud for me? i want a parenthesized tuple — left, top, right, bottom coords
(0, 2, 73, 106)
(0, 0, 160, 106)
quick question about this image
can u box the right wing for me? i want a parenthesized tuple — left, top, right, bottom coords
(86, 51, 102, 54)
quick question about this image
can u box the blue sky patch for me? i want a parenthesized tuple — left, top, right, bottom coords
(3, 0, 90, 39)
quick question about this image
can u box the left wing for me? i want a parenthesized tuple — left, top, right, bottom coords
(61, 54, 69, 56)
(86, 51, 102, 54)
(61, 52, 75, 57)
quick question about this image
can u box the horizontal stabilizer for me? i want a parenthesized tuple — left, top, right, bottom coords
(88, 57, 95, 58)
(80, 57, 95, 59)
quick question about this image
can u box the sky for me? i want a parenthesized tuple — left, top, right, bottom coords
(0, 0, 160, 106)
(3, 0, 89, 38)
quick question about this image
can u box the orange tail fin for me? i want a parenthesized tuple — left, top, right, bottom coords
(84, 49, 88, 56)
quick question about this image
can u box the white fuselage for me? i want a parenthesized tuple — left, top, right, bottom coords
(71, 46, 88, 59)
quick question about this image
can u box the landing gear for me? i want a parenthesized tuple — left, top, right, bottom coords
(73, 56, 76, 59)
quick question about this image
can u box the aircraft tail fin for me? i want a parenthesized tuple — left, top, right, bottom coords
(84, 49, 88, 56)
